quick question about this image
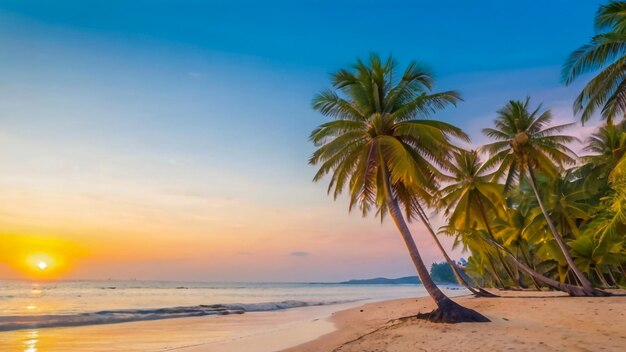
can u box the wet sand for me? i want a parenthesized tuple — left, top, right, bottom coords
(0, 301, 360, 352)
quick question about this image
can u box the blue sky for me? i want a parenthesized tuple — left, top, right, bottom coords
(0, 1, 608, 281)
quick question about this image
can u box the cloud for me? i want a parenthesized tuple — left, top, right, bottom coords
(186, 71, 205, 79)
(290, 251, 310, 257)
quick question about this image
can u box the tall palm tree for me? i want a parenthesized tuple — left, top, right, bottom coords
(481, 98, 598, 294)
(309, 54, 488, 322)
(562, 1, 626, 124)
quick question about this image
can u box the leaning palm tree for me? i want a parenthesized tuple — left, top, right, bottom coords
(562, 1, 626, 123)
(481, 98, 601, 295)
(407, 199, 498, 297)
(310, 54, 488, 322)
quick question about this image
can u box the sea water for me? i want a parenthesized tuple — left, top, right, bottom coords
(0, 280, 467, 351)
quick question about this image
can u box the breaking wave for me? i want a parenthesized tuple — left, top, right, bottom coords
(0, 300, 354, 331)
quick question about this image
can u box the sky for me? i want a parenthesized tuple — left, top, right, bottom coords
(0, 0, 607, 282)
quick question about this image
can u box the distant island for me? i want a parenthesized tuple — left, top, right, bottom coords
(339, 262, 458, 285)
(339, 276, 421, 285)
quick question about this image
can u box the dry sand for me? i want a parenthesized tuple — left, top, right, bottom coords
(284, 290, 626, 352)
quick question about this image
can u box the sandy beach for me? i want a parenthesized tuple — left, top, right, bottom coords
(2, 289, 624, 351)
(284, 290, 626, 352)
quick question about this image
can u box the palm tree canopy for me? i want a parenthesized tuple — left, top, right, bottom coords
(481, 98, 578, 190)
(440, 149, 507, 230)
(562, 1, 626, 123)
(309, 54, 469, 219)
(580, 122, 626, 186)
(525, 170, 592, 239)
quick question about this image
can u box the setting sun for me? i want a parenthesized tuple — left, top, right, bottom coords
(0, 234, 82, 280)
(25, 254, 58, 278)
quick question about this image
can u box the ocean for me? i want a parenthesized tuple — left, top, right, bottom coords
(0, 280, 467, 351)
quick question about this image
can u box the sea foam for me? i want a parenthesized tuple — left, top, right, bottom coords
(0, 300, 353, 331)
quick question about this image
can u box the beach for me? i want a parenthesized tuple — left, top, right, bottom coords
(0, 280, 462, 351)
(285, 290, 626, 352)
(3, 288, 624, 351)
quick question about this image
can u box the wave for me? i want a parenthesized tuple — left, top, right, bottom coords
(0, 299, 355, 332)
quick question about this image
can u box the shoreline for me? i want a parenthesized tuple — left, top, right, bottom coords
(2, 289, 624, 351)
(283, 290, 626, 352)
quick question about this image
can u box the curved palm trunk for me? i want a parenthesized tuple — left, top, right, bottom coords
(475, 196, 519, 287)
(412, 200, 498, 297)
(485, 253, 506, 288)
(606, 267, 618, 287)
(481, 235, 610, 296)
(518, 243, 542, 290)
(595, 266, 610, 288)
(382, 175, 489, 323)
(527, 168, 595, 292)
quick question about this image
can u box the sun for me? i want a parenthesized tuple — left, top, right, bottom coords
(26, 254, 55, 275)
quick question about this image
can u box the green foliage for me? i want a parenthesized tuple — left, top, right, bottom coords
(441, 92, 626, 289)
(562, 1, 626, 123)
(309, 2, 626, 291)
(309, 54, 467, 220)
(430, 262, 457, 284)
(481, 98, 577, 190)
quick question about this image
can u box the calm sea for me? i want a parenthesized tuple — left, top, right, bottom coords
(0, 280, 468, 329)
(0, 280, 467, 351)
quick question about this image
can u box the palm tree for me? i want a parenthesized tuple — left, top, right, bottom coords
(575, 169, 626, 287)
(481, 98, 599, 294)
(440, 150, 518, 286)
(492, 208, 542, 289)
(406, 193, 497, 297)
(581, 122, 626, 190)
(440, 149, 607, 296)
(309, 54, 488, 322)
(443, 226, 602, 296)
(562, 1, 626, 123)
(516, 171, 596, 284)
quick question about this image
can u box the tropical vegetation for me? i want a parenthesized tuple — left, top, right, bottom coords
(309, 1, 626, 324)
(309, 54, 489, 322)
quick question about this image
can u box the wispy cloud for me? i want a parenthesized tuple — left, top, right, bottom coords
(186, 71, 204, 79)
(290, 251, 310, 257)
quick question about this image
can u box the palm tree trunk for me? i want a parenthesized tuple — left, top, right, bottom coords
(518, 243, 542, 290)
(480, 235, 610, 296)
(381, 173, 489, 322)
(485, 253, 506, 288)
(475, 196, 520, 287)
(527, 168, 595, 292)
(606, 267, 618, 287)
(412, 200, 497, 297)
(512, 249, 526, 288)
(595, 266, 610, 288)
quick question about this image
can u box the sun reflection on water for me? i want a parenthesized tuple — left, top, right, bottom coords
(23, 330, 38, 352)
